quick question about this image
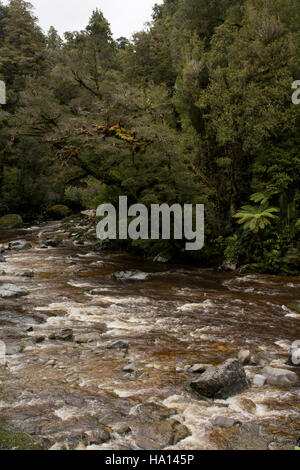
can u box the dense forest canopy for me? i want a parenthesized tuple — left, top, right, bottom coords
(0, 0, 299, 273)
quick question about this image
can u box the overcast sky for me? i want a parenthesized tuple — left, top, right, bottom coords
(4, 0, 163, 39)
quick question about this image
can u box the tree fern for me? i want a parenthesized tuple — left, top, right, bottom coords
(234, 205, 279, 233)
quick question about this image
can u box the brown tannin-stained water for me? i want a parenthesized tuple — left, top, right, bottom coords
(0, 222, 299, 450)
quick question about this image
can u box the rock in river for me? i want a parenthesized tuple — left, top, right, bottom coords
(213, 416, 241, 428)
(190, 359, 249, 399)
(289, 340, 300, 366)
(113, 270, 151, 281)
(261, 366, 298, 386)
(8, 240, 32, 251)
(0, 283, 29, 299)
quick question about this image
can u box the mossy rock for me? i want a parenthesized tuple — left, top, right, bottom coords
(47, 205, 72, 220)
(0, 422, 39, 450)
(0, 214, 23, 229)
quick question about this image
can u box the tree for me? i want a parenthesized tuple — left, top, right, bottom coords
(234, 205, 279, 234)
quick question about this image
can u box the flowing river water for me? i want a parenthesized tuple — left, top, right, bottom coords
(0, 221, 299, 450)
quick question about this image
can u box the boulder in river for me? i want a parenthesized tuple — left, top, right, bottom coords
(220, 260, 237, 271)
(0, 244, 5, 253)
(237, 350, 259, 366)
(238, 350, 251, 365)
(213, 416, 241, 428)
(261, 366, 298, 386)
(122, 363, 138, 373)
(0, 214, 23, 229)
(44, 237, 61, 248)
(8, 240, 32, 251)
(47, 204, 71, 220)
(81, 210, 96, 218)
(289, 341, 300, 366)
(0, 283, 29, 299)
(188, 363, 209, 374)
(190, 358, 249, 399)
(253, 374, 266, 387)
(113, 270, 151, 282)
(0, 255, 5, 263)
(153, 254, 170, 264)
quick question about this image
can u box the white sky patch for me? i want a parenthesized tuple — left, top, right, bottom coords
(3, 0, 163, 39)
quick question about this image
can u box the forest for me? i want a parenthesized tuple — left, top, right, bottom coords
(0, 0, 300, 274)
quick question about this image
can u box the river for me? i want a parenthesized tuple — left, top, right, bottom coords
(0, 222, 299, 450)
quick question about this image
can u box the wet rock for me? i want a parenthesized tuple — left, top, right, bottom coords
(0, 255, 5, 263)
(289, 341, 300, 366)
(238, 350, 259, 366)
(0, 244, 5, 253)
(292, 340, 300, 350)
(44, 237, 61, 248)
(0, 270, 6, 276)
(0, 283, 29, 299)
(8, 240, 32, 251)
(81, 210, 96, 218)
(261, 366, 298, 386)
(226, 422, 274, 450)
(190, 359, 249, 399)
(238, 350, 251, 365)
(122, 363, 138, 373)
(289, 349, 300, 366)
(188, 364, 209, 374)
(153, 255, 170, 264)
(46, 360, 56, 366)
(221, 260, 237, 272)
(213, 416, 241, 428)
(48, 329, 73, 341)
(113, 270, 151, 282)
(131, 421, 174, 450)
(253, 374, 266, 387)
(170, 421, 191, 445)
